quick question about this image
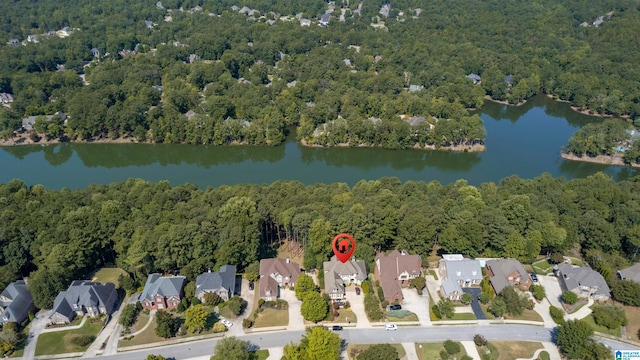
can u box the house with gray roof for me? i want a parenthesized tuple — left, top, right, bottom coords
(441, 278, 463, 300)
(195, 265, 236, 302)
(319, 13, 331, 26)
(0, 93, 14, 104)
(486, 258, 531, 294)
(556, 264, 610, 301)
(466, 73, 481, 84)
(323, 255, 367, 300)
(7, 39, 20, 46)
(139, 274, 186, 310)
(408, 84, 424, 92)
(438, 254, 482, 288)
(618, 263, 640, 284)
(21, 112, 67, 132)
(405, 116, 426, 127)
(0, 280, 35, 325)
(49, 281, 117, 325)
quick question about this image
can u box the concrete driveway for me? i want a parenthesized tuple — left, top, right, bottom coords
(23, 309, 51, 360)
(279, 288, 305, 330)
(401, 288, 431, 326)
(538, 275, 563, 309)
(344, 285, 371, 328)
(462, 288, 486, 320)
(226, 277, 254, 336)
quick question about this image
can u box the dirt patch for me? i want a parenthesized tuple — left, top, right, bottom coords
(0, 133, 143, 147)
(277, 239, 304, 266)
(623, 305, 640, 341)
(560, 152, 640, 168)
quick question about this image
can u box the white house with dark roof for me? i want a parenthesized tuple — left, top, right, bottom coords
(556, 264, 610, 301)
(323, 255, 367, 300)
(139, 274, 186, 310)
(0, 280, 35, 325)
(49, 281, 117, 325)
(618, 263, 640, 284)
(195, 265, 236, 302)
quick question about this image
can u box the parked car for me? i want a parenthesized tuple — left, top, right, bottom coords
(332, 325, 343, 331)
(221, 319, 233, 328)
(385, 323, 398, 331)
(530, 274, 538, 283)
(248, 281, 254, 290)
(355, 287, 361, 295)
(389, 304, 402, 311)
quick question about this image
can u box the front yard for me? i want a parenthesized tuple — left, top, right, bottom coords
(253, 308, 289, 328)
(532, 259, 553, 275)
(479, 341, 544, 360)
(347, 344, 406, 360)
(416, 341, 467, 360)
(624, 305, 640, 341)
(333, 308, 357, 323)
(36, 319, 104, 356)
(386, 309, 418, 322)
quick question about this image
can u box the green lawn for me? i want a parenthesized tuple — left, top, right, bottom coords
(386, 309, 418, 322)
(567, 257, 584, 266)
(36, 318, 104, 355)
(251, 349, 269, 360)
(347, 344, 406, 360)
(505, 309, 543, 322)
(218, 305, 236, 319)
(119, 317, 164, 347)
(333, 309, 357, 323)
(476, 342, 500, 360)
(532, 259, 553, 274)
(416, 341, 467, 360)
(581, 315, 622, 337)
(428, 269, 439, 280)
(492, 341, 543, 360)
(128, 312, 150, 333)
(91, 267, 127, 287)
(452, 312, 477, 320)
(253, 308, 289, 328)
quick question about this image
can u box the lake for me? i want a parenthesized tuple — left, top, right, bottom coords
(2, 95, 638, 189)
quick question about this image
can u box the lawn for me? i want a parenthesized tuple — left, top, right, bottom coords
(476, 342, 500, 360)
(386, 309, 419, 322)
(480, 304, 496, 320)
(416, 341, 467, 360)
(624, 305, 640, 341)
(428, 269, 439, 280)
(36, 319, 104, 356)
(333, 309, 357, 323)
(492, 341, 543, 360)
(532, 259, 553, 275)
(567, 257, 584, 266)
(218, 305, 236, 319)
(119, 317, 164, 347)
(128, 312, 150, 333)
(91, 267, 127, 287)
(253, 308, 289, 328)
(505, 309, 543, 322)
(452, 312, 477, 320)
(581, 315, 622, 337)
(251, 349, 269, 360)
(347, 344, 406, 360)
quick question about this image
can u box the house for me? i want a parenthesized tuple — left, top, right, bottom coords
(593, 16, 604, 27)
(323, 255, 367, 300)
(380, 4, 391, 18)
(618, 263, 640, 284)
(7, 39, 20, 46)
(405, 116, 426, 127)
(156, 1, 164, 9)
(139, 274, 186, 310)
(260, 258, 301, 288)
(319, 13, 330, 26)
(90, 48, 100, 58)
(374, 250, 422, 303)
(343, 59, 352, 67)
(408, 84, 424, 92)
(556, 264, 611, 301)
(438, 254, 482, 288)
(0, 280, 35, 325)
(190, 5, 203, 13)
(49, 281, 117, 325)
(485, 258, 532, 294)
(27, 35, 38, 43)
(195, 265, 236, 302)
(259, 275, 279, 301)
(300, 19, 311, 27)
(21, 112, 67, 132)
(441, 279, 463, 301)
(145, 20, 154, 29)
(505, 75, 513, 86)
(0, 93, 14, 104)
(466, 73, 481, 84)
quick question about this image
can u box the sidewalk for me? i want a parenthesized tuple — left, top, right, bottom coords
(401, 342, 419, 360)
(265, 347, 283, 360)
(461, 341, 482, 360)
(564, 297, 593, 321)
(121, 310, 156, 339)
(41, 316, 87, 333)
(83, 295, 130, 357)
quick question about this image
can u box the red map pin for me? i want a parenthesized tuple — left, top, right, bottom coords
(332, 233, 356, 263)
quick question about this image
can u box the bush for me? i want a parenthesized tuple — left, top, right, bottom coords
(530, 284, 546, 301)
(71, 335, 94, 347)
(562, 291, 578, 305)
(478, 292, 491, 304)
(258, 298, 265, 307)
(461, 356, 473, 360)
(242, 319, 253, 328)
(361, 280, 370, 295)
(461, 293, 473, 305)
(525, 299, 535, 310)
(344, 301, 350, 309)
(364, 293, 383, 321)
(592, 305, 627, 330)
(440, 350, 449, 360)
(212, 322, 227, 333)
(226, 296, 244, 316)
(550, 253, 565, 264)
(409, 276, 426, 290)
(549, 305, 565, 324)
(444, 340, 461, 355)
(474, 334, 487, 346)
(203, 292, 222, 306)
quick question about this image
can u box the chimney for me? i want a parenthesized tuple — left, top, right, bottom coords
(286, 257, 290, 264)
(208, 268, 211, 273)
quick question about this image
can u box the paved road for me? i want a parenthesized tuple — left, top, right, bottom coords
(92, 324, 639, 360)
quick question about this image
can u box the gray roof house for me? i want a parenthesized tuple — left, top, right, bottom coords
(438, 254, 482, 287)
(486, 258, 532, 294)
(466, 73, 481, 84)
(618, 263, 640, 284)
(409, 84, 424, 92)
(320, 13, 330, 26)
(139, 274, 186, 310)
(557, 264, 611, 301)
(49, 281, 117, 325)
(21, 112, 67, 132)
(323, 256, 367, 300)
(0, 280, 35, 325)
(405, 116, 426, 127)
(0, 93, 14, 104)
(195, 265, 236, 302)
(441, 278, 463, 300)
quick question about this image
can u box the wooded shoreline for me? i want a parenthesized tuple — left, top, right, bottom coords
(560, 152, 640, 168)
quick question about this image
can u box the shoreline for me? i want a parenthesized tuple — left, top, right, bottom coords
(560, 152, 640, 168)
(0, 134, 143, 147)
(300, 138, 485, 152)
(486, 96, 527, 107)
(544, 94, 630, 119)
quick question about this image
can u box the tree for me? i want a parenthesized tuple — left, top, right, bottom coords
(473, 334, 487, 346)
(184, 304, 207, 333)
(155, 310, 179, 338)
(226, 296, 244, 316)
(478, 292, 491, 304)
(295, 274, 316, 300)
(460, 293, 473, 305)
(119, 304, 140, 327)
(562, 291, 578, 305)
(530, 284, 545, 301)
(499, 286, 528, 316)
(409, 276, 426, 290)
(592, 305, 627, 330)
(556, 320, 594, 360)
(303, 326, 341, 360)
(358, 343, 399, 360)
(443, 340, 461, 355)
(210, 336, 250, 360)
(549, 305, 565, 324)
(488, 298, 506, 318)
(146, 355, 167, 360)
(203, 292, 222, 307)
(434, 299, 455, 319)
(301, 291, 329, 323)
(243, 261, 259, 282)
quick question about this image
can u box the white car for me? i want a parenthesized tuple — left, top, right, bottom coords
(385, 323, 397, 331)
(221, 319, 233, 328)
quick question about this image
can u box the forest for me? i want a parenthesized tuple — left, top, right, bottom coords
(2, 173, 640, 309)
(565, 118, 640, 165)
(1, 0, 640, 148)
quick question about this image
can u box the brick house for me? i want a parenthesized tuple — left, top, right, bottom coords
(374, 250, 421, 303)
(139, 274, 186, 310)
(486, 258, 532, 294)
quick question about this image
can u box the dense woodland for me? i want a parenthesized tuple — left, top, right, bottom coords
(2, 173, 640, 309)
(565, 118, 640, 165)
(0, 0, 640, 148)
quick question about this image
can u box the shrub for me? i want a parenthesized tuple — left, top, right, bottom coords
(440, 349, 449, 360)
(549, 305, 565, 324)
(204, 292, 222, 306)
(474, 334, 488, 346)
(344, 301, 351, 309)
(530, 284, 546, 301)
(478, 292, 491, 304)
(242, 319, 253, 328)
(525, 299, 535, 310)
(562, 291, 578, 305)
(71, 335, 94, 347)
(444, 340, 461, 355)
(461, 293, 473, 305)
(361, 280, 370, 295)
(364, 293, 383, 321)
(461, 356, 474, 360)
(212, 322, 227, 333)
(550, 253, 565, 264)
(258, 298, 265, 307)
(592, 305, 627, 330)
(409, 276, 426, 290)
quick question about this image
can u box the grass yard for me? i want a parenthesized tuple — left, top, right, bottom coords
(581, 315, 622, 337)
(532, 259, 553, 275)
(90, 267, 127, 287)
(119, 317, 164, 347)
(505, 309, 544, 322)
(36, 319, 104, 356)
(428, 269, 439, 280)
(334, 309, 357, 323)
(250, 349, 269, 360)
(624, 305, 640, 341)
(416, 341, 467, 360)
(451, 312, 477, 320)
(347, 344, 406, 360)
(253, 308, 289, 328)
(480, 304, 496, 319)
(386, 309, 419, 322)
(538, 351, 551, 360)
(218, 305, 236, 319)
(491, 341, 543, 360)
(476, 342, 500, 360)
(567, 257, 584, 266)
(128, 312, 150, 333)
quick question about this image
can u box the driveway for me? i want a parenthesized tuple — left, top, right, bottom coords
(401, 288, 431, 326)
(538, 275, 563, 310)
(279, 288, 305, 330)
(226, 277, 254, 336)
(23, 309, 51, 360)
(344, 285, 371, 328)
(462, 288, 486, 320)
(425, 273, 443, 303)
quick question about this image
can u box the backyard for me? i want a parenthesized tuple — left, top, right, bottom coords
(624, 305, 640, 341)
(532, 259, 553, 275)
(36, 319, 104, 356)
(90, 267, 128, 287)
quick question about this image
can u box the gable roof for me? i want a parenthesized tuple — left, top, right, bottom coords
(618, 263, 640, 283)
(442, 278, 462, 296)
(260, 258, 301, 283)
(375, 250, 421, 300)
(486, 258, 529, 293)
(195, 265, 236, 297)
(324, 270, 344, 295)
(0, 280, 33, 324)
(323, 256, 367, 281)
(557, 264, 610, 296)
(439, 257, 482, 283)
(259, 275, 278, 298)
(50, 281, 117, 319)
(140, 274, 186, 302)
